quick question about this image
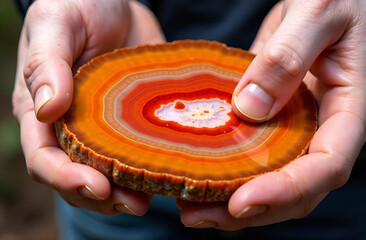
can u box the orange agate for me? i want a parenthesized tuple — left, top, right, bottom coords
(55, 40, 318, 202)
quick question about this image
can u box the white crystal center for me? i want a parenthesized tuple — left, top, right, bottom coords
(155, 98, 231, 128)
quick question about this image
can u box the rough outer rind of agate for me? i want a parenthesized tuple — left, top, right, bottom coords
(56, 117, 253, 201)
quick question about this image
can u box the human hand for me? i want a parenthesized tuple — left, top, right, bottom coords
(179, 0, 366, 229)
(12, 0, 165, 215)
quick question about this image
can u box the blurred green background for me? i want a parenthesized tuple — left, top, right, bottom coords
(0, 1, 56, 239)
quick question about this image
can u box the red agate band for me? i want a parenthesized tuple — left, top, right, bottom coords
(142, 88, 241, 136)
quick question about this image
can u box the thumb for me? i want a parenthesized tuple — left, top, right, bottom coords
(232, 1, 341, 122)
(22, 2, 84, 123)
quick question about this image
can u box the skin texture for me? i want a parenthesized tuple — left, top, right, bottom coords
(12, 0, 366, 229)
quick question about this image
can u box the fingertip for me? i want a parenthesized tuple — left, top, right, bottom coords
(228, 172, 299, 217)
(232, 82, 275, 122)
(115, 204, 143, 216)
(79, 167, 112, 200)
(34, 84, 54, 121)
(113, 187, 152, 216)
(78, 185, 107, 200)
(228, 183, 251, 216)
(35, 87, 72, 123)
(228, 173, 274, 216)
(33, 60, 73, 123)
(180, 202, 243, 230)
(233, 205, 268, 219)
(53, 161, 112, 200)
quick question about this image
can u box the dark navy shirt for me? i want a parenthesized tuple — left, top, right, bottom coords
(139, 0, 279, 49)
(17, 0, 279, 49)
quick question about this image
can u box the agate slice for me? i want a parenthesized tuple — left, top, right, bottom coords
(55, 40, 317, 202)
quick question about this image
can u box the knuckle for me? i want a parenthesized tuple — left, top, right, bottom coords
(263, 43, 304, 78)
(12, 84, 30, 120)
(306, 0, 333, 11)
(331, 161, 352, 189)
(25, 149, 51, 186)
(297, 198, 317, 219)
(296, 193, 326, 219)
(25, 149, 46, 184)
(49, 162, 67, 192)
(23, 51, 46, 96)
(27, 0, 65, 20)
(11, 87, 22, 111)
(301, 0, 333, 19)
(296, 204, 314, 219)
(281, 170, 304, 205)
(296, 210, 310, 219)
(26, 160, 42, 183)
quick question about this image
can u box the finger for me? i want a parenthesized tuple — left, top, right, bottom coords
(111, 187, 152, 216)
(71, 0, 133, 70)
(228, 111, 365, 225)
(232, 1, 346, 121)
(61, 186, 152, 216)
(179, 201, 243, 230)
(124, 1, 166, 47)
(20, 111, 111, 201)
(249, 2, 283, 54)
(22, 1, 85, 123)
(20, 110, 154, 216)
(178, 192, 325, 230)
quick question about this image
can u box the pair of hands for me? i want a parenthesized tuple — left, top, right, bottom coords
(12, 0, 366, 230)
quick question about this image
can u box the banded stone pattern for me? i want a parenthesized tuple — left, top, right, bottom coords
(55, 40, 317, 201)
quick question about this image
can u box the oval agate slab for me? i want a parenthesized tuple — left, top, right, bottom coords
(55, 40, 318, 202)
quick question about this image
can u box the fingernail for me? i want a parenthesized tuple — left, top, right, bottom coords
(34, 85, 53, 117)
(78, 185, 105, 200)
(235, 205, 267, 218)
(185, 220, 218, 228)
(115, 204, 141, 216)
(234, 83, 274, 120)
